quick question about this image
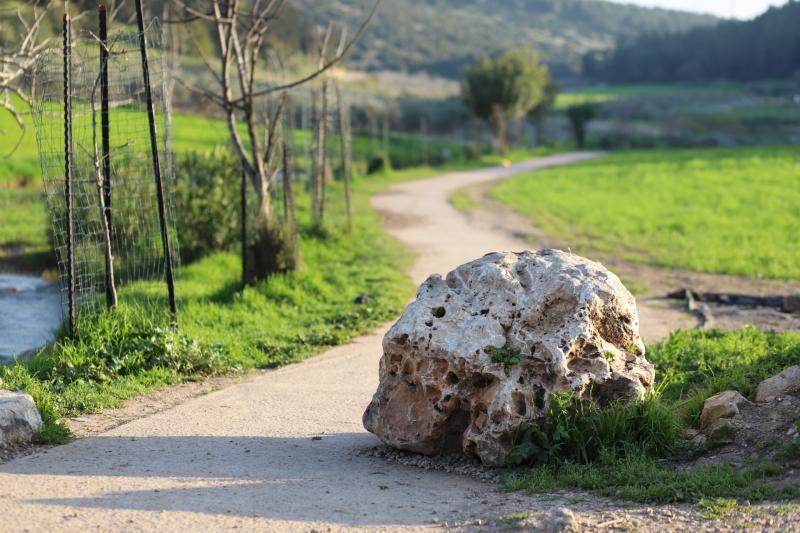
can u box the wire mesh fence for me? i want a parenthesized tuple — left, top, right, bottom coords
(29, 14, 178, 326)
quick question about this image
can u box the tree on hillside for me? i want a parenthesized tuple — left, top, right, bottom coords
(527, 81, 558, 146)
(173, 0, 381, 282)
(462, 48, 549, 154)
(566, 102, 599, 149)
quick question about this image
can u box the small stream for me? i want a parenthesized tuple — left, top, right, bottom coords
(0, 274, 64, 362)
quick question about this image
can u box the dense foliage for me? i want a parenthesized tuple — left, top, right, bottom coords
(174, 149, 242, 264)
(585, 1, 800, 83)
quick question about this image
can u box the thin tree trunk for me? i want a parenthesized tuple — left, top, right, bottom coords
(312, 83, 328, 227)
(336, 84, 353, 232)
(420, 117, 428, 166)
(319, 81, 328, 225)
(382, 113, 390, 156)
(310, 87, 319, 221)
(90, 78, 117, 308)
(282, 133, 298, 270)
(491, 104, 508, 155)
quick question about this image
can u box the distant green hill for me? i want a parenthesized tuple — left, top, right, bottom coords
(294, 0, 718, 78)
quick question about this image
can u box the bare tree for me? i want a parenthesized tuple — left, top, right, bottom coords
(311, 80, 329, 228)
(0, 3, 49, 156)
(173, 0, 382, 278)
(335, 83, 352, 232)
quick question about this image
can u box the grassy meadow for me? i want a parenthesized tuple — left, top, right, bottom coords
(493, 145, 800, 279)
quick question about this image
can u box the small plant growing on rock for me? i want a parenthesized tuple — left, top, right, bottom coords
(486, 343, 524, 368)
(431, 306, 446, 318)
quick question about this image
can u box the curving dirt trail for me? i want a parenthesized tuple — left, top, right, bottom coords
(1, 155, 792, 532)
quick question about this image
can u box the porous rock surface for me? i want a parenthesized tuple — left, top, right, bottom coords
(363, 250, 654, 466)
(0, 390, 43, 447)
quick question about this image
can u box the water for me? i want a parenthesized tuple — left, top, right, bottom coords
(0, 274, 64, 362)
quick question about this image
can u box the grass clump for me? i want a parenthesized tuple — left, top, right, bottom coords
(506, 390, 682, 466)
(486, 344, 525, 369)
(696, 497, 740, 519)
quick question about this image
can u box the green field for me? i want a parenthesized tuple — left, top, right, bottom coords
(555, 81, 747, 108)
(0, 96, 468, 186)
(493, 146, 800, 279)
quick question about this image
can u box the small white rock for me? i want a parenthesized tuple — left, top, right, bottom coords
(0, 390, 43, 447)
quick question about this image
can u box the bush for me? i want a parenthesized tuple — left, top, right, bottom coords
(367, 154, 392, 175)
(174, 149, 241, 264)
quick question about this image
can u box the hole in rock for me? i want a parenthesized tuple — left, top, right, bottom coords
(470, 374, 495, 389)
(445, 372, 460, 385)
(533, 387, 547, 411)
(512, 392, 527, 416)
(431, 306, 446, 318)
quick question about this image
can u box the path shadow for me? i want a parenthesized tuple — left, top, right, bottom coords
(1, 433, 492, 527)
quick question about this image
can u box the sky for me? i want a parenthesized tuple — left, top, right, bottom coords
(606, 0, 787, 19)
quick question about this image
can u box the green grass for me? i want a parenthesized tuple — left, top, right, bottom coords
(0, 94, 471, 186)
(649, 327, 800, 424)
(697, 497, 740, 519)
(555, 81, 747, 108)
(0, 170, 414, 443)
(504, 327, 800, 504)
(0, 147, 552, 443)
(503, 455, 797, 504)
(493, 145, 800, 280)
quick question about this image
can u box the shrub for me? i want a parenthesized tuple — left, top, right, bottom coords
(174, 149, 241, 264)
(367, 154, 392, 175)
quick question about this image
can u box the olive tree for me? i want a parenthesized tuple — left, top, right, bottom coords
(462, 48, 549, 154)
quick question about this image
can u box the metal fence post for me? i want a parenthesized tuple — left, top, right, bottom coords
(63, 13, 77, 335)
(134, 0, 177, 317)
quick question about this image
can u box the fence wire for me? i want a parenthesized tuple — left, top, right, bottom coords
(30, 18, 178, 319)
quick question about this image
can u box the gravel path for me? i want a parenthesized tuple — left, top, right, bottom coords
(2, 154, 785, 532)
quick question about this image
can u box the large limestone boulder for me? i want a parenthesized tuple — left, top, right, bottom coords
(363, 250, 654, 466)
(0, 390, 43, 448)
